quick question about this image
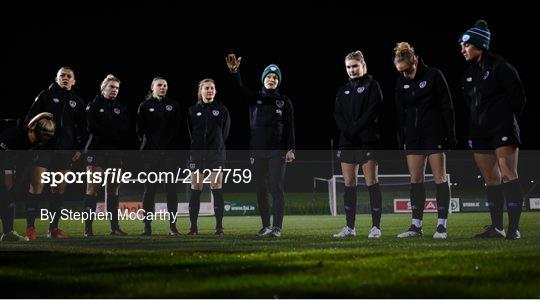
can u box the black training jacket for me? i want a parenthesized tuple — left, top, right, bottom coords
(136, 96, 182, 150)
(395, 61, 455, 147)
(462, 53, 526, 140)
(84, 95, 130, 150)
(187, 100, 230, 161)
(230, 72, 295, 151)
(334, 74, 383, 149)
(25, 82, 86, 150)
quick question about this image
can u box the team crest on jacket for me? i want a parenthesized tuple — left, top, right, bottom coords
(114, 108, 121, 115)
(69, 100, 77, 108)
(419, 81, 427, 88)
(275, 100, 284, 108)
(483, 70, 490, 80)
(344, 90, 350, 95)
(357, 86, 365, 94)
(403, 84, 410, 89)
(149, 108, 155, 112)
(212, 110, 220, 116)
(99, 108, 105, 113)
(86, 156, 94, 163)
(189, 163, 196, 170)
(165, 105, 173, 111)
(53, 98, 60, 103)
(466, 77, 472, 82)
(196, 112, 202, 116)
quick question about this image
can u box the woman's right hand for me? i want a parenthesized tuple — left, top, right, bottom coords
(226, 54, 242, 73)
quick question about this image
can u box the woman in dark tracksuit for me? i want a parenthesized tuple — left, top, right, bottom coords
(137, 77, 183, 236)
(83, 74, 129, 237)
(186, 78, 230, 235)
(0, 113, 55, 242)
(24, 67, 86, 240)
(333, 50, 384, 239)
(393, 42, 456, 239)
(226, 54, 295, 238)
(459, 20, 527, 240)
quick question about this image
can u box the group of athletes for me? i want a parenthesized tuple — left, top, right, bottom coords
(0, 20, 527, 242)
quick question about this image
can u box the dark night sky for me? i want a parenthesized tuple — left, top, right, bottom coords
(3, 2, 538, 150)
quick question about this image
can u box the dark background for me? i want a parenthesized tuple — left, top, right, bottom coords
(2, 2, 538, 151)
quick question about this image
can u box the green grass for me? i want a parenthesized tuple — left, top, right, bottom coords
(1, 213, 539, 298)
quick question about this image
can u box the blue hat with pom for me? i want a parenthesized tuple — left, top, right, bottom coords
(459, 20, 491, 50)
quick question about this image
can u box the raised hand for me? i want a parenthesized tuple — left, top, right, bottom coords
(226, 54, 242, 73)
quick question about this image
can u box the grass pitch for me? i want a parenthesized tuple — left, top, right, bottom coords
(1, 212, 539, 298)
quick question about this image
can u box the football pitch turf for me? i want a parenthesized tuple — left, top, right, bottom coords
(1, 213, 539, 298)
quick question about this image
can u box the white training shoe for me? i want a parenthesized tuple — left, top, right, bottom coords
(433, 225, 448, 239)
(257, 227, 273, 237)
(397, 225, 423, 238)
(368, 226, 381, 239)
(333, 226, 356, 238)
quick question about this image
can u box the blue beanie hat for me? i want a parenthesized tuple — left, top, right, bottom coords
(459, 20, 491, 50)
(261, 64, 281, 85)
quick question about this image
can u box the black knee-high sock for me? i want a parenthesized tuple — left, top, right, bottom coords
(26, 193, 40, 228)
(503, 179, 523, 230)
(0, 190, 15, 233)
(189, 189, 202, 230)
(83, 194, 98, 230)
(411, 183, 426, 222)
(486, 185, 504, 230)
(165, 183, 178, 226)
(368, 183, 382, 228)
(49, 193, 63, 230)
(344, 186, 357, 229)
(436, 182, 451, 220)
(107, 194, 120, 230)
(212, 189, 225, 230)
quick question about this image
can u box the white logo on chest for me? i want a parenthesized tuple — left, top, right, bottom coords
(357, 86, 365, 94)
(69, 100, 77, 108)
(212, 110, 220, 116)
(419, 81, 427, 89)
(196, 112, 202, 116)
(165, 105, 173, 111)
